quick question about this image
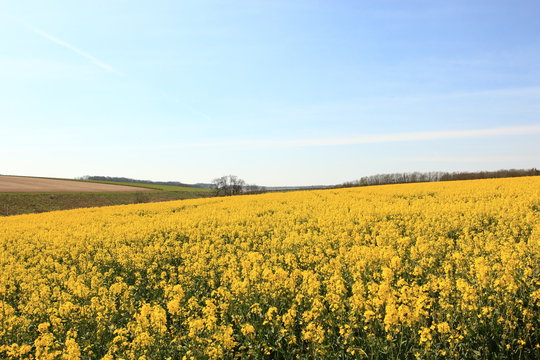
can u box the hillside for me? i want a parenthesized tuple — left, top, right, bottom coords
(81, 176, 214, 190)
(0, 175, 212, 216)
(0, 175, 154, 192)
(1, 177, 538, 358)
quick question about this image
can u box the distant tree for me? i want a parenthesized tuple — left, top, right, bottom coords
(212, 176, 227, 196)
(212, 175, 246, 196)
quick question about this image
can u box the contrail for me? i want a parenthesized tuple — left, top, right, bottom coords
(22, 21, 120, 75)
(18, 19, 220, 120)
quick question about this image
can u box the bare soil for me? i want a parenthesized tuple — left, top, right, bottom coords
(0, 176, 154, 193)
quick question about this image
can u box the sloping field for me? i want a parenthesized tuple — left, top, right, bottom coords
(0, 177, 539, 359)
(84, 179, 211, 193)
(0, 176, 154, 192)
(0, 176, 212, 216)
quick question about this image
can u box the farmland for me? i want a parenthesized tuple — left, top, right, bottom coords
(0, 176, 212, 216)
(0, 177, 539, 359)
(0, 176, 155, 193)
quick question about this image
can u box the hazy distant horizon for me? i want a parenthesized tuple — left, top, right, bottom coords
(1, 1, 539, 186)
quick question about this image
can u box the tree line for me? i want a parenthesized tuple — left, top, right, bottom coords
(79, 176, 215, 189)
(80, 176, 191, 187)
(338, 168, 540, 188)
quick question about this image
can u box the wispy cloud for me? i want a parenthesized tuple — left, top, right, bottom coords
(404, 155, 540, 163)
(21, 21, 120, 75)
(4, 124, 539, 153)
(165, 123, 540, 149)
(393, 86, 540, 103)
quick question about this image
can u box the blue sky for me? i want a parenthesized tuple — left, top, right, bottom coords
(1, 0, 539, 186)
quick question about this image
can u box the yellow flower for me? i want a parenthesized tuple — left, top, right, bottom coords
(241, 323, 255, 336)
(0, 176, 539, 358)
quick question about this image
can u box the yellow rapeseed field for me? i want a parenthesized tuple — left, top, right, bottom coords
(1, 177, 539, 359)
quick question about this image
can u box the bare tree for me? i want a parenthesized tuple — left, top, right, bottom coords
(212, 176, 228, 196)
(212, 175, 246, 196)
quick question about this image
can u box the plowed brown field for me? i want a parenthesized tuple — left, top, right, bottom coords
(0, 176, 153, 192)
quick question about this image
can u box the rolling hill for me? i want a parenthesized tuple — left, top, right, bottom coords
(0, 175, 212, 216)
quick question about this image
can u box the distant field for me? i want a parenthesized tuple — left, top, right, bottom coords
(83, 179, 210, 193)
(0, 176, 213, 216)
(0, 175, 153, 192)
